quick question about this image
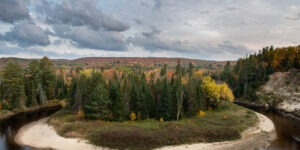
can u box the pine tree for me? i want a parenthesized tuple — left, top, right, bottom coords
(40, 56, 56, 100)
(55, 73, 67, 99)
(26, 60, 40, 106)
(84, 84, 111, 120)
(158, 78, 171, 120)
(185, 77, 199, 117)
(130, 80, 140, 115)
(109, 80, 125, 121)
(1, 62, 26, 109)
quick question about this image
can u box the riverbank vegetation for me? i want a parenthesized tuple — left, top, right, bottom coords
(49, 101, 257, 149)
(0, 56, 65, 115)
(220, 45, 300, 101)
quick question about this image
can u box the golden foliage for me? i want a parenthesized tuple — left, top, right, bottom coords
(202, 76, 220, 103)
(160, 117, 164, 122)
(130, 112, 136, 121)
(196, 110, 206, 117)
(219, 83, 234, 102)
(201, 76, 234, 105)
(80, 69, 93, 76)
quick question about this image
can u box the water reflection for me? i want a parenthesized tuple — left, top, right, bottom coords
(265, 111, 300, 150)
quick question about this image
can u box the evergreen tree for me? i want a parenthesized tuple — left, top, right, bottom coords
(158, 78, 171, 120)
(55, 73, 67, 99)
(40, 56, 56, 100)
(84, 84, 111, 120)
(185, 77, 199, 117)
(109, 80, 125, 121)
(130, 80, 140, 116)
(1, 62, 26, 109)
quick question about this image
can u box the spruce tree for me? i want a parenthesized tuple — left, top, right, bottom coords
(40, 56, 56, 100)
(84, 84, 111, 120)
(1, 62, 26, 109)
(109, 80, 125, 121)
(158, 78, 171, 120)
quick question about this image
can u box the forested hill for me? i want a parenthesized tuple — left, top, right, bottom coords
(0, 57, 232, 70)
(221, 45, 300, 101)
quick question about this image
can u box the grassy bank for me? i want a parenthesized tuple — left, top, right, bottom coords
(0, 100, 62, 122)
(48, 102, 258, 150)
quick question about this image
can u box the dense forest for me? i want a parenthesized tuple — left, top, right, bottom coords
(220, 45, 300, 101)
(2, 45, 299, 121)
(0, 57, 60, 109)
(0, 57, 233, 121)
(69, 60, 233, 121)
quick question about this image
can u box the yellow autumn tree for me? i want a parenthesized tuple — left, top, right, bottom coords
(202, 76, 234, 106)
(201, 76, 220, 106)
(130, 112, 136, 121)
(219, 83, 234, 102)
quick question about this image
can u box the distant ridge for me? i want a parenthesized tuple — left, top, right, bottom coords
(0, 57, 235, 69)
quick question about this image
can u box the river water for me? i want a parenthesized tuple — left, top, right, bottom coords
(264, 111, 300, 150)
(0, 107, 60, 150)
(0, 108, 299, 150)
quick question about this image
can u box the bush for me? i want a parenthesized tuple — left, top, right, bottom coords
(130, 112, 136, 121)
(196, 110, 206, 117)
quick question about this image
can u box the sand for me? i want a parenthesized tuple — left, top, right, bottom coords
(15, 113, 275, 150)
(15, 117, 107, 150)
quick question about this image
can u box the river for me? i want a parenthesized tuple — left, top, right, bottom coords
(0, 107, 60, 150)
(264, 110, 300, 150)
(0, 107, 299, 150)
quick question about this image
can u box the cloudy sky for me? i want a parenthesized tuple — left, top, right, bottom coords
(0, 0, 299, 60)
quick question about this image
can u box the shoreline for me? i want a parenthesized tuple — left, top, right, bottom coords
(235, 100, 300, 121)
(15, 112, 275, 150)
(157, 112, 275, 150)
(0, 103, 61, 123)
(15, 117, 106, 150)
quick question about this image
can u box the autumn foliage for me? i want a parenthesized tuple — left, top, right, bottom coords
(221, 45, 300, 100)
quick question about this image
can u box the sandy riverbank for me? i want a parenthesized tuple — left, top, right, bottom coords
(15, 117, 107, 150)
(158, 113, 276, 150)
(15, 113, 275, 150)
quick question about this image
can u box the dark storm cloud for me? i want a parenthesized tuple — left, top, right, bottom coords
(0, 21, 51, 47)
(53, 25, 127, 51)
(36, 0, 129, 32)
(0, 0, 30, 23)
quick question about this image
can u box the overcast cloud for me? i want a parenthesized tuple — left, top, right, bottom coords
(0, 0, 299, 60)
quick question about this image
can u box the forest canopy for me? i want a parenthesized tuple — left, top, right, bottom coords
(0, 58, 233, 121)
(220, 45, 300, 101)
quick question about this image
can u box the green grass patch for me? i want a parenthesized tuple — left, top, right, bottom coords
(48, 102, 258, 150)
